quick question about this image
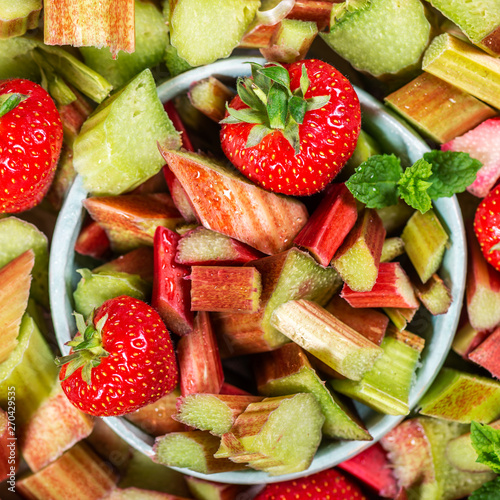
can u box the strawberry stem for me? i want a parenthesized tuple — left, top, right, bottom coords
(0, 93, 27, 118)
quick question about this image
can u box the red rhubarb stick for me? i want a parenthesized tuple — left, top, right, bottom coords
(74, 220, 111, 260)
(468, 326, 500, 379)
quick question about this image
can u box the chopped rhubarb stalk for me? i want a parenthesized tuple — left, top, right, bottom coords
(163, 166, 199, 224)
(83, 193, 184, 254)
(46, 145, 78, 211)
(190, 266, 262, 313)
(333, 209, 386, 292)
(385, 72, 497, 144)
(468, 326, 500, 379)
(294, 182, 358, 267)
(152, 226, 193, 336)
(256, 342, 372, 440)
(176, 227, 262, 266)
(57, 87, 95, 146)
(175, 394, 263, 436)
(287, 0, 335, 31)
(185, 476, 247, 500)
(401, 210, 449, 284)
(19, 382, 94, 472)
(164, 101, 195, 152)
(326, 295, 388, 345)
(270, 299, 383, 381)
(74, 220, 111, 260)
(240, 23, 280, 49)
(130, 171, 169, 195)
(452, 320, 490, 358)
(154, 431, 245, 474)
(107, 488, 194, 499)
(219, 382, 252, 396)
(44, 0, 135, 57)
(0, 250, 34, 363)
(0, 409, 16, 482)
(95, 247, 155, 283)
(381, 237, 405, 263)
(338, 443, 398, 499)
(188, 77, 235, 123)
(0, 1, 41, 39)
(412, 272, 452, 316)
(342, 262, 419, 309)
(178, 311, 224, 397)
(377, 200, 414, 236)
(159, 149, 309, 255)
(383, 307, 418, 332)
(466, 224, 500, 330)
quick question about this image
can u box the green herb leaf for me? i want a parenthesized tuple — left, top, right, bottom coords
(267, 84, 288, 129)
(346, 154, 403, 208)
(424, 150, 483, 198)
(397, 158, 432, 213)
(258, 64, 291, 95)
(470, 421, 500, 474)
(246, 124, 271, 149)
(469, 477, 500, 500)
(289, 95, 308, 124)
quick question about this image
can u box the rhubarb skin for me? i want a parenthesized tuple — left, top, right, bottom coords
(95, 247, 155, 283)
(152, 226, 193, 337)
(342, 262, 419, 309)
(0, 1, 41, 39)
(293, 182, 358, 267)
(468, 326, 500, 379)
(287, 0, 334, 31)
(452, 320, 490, 359)
(74, 220, 111, 260)
(177, 311, 224, 397)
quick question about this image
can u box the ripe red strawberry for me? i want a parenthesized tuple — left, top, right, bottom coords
(474, 185, 500, 271)
(0, 79, 63, 214)
(57, 295, 178, 417)
(254, 468, 368, 500)
(220, 59, 361, 196)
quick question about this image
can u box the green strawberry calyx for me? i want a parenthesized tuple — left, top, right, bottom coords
(220, 62, 330, 154)
(55, 311, 110, 385)
(0, 93, 28, 118)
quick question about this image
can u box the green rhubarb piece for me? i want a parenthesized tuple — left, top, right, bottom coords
(422, 33, 500, 111)
(0, 314, 57, 426)
(80, 0, 168, 90)
(420, 368, 500, 423)
(0, 217, 49, 309)
(377, 200, 414, 235)
(342, 129, 381, 179)
(164, 37, 193, 77)
(73, 269, 151, 318)
(321, 0, 432, 77)
(188, 77, 234, 123)
(74, 69, 181, 196)
(401, 209, 448, 284)
(330, 332, 423, 415)
(381, 237, 405, 263)
(0, 0, 41, 39)
(0, 36, 39, 81)
(169, 0, 261, 66)
(185, 475, 245, 500)
(446, 431, 494, 473)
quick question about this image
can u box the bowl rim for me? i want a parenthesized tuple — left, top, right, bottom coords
(49, 56, 466, 485)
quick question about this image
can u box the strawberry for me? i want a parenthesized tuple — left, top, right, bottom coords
(220, 59, 361, 196)
(474, 185, 500, 272)
(56, 295, 178, 417)
(254, 467, 368, 500)
(0, 79, 63, 214)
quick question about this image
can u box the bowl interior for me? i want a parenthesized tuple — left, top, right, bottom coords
(49, 57, 466, 484)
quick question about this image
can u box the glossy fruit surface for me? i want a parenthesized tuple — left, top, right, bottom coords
(474, 185, 500, 271)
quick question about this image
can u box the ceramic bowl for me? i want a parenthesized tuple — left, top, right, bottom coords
(49, 57, 466, 484)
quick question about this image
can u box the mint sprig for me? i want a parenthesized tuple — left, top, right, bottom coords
(398, 158, 432, 214)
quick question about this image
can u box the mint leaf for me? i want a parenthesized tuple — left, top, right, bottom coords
(471, 421, 500, 474)
(424, 150, 482, 198)
(346, 154, 402, 208)
(469, 477, 500, 500)
(397, 158, 432, 213)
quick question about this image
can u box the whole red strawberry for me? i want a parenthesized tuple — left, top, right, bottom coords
(254, 468, 367, 500)
(220, 59, 361, 196)
(57, 296, 178, 417)
(474, 185, 500, 271)
(0, 79, 63, 213)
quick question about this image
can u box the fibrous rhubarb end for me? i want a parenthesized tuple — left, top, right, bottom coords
(188, 77, 235, 123)
(381, 237, 405, 263)
(0, 1, 41, 39)
(413, 273, 452, 316)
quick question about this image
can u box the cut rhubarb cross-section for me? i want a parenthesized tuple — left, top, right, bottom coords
(188, 77, 235, 123)
(468, 326, 500, 380)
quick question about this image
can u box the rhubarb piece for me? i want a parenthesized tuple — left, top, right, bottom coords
(0, 250, 33, 363)
(385, 72, 497, 144)
(154, 431, 244, 474)
(95, 247, 154, 282)
(342, 262, 419, 309)
(164, 36, 193, 77)
(377, 200, 415, 236)
(343, 129, 382, 178)
(107, 488, 192, 500)
(163, 166, 198, 224)
(190, 266, 261, 313)
(177, 311, 224, 396)
(256, 342, 372, 440)
(381, 237, 405, 263)
(383, 307, 418, 331)
(331, 329, 424, 415)
(468, 326, 500, 379)
(442, 118, 500, 198)
(188, 77, 235, 123)
(419, 368, 500, 423)
(401, 209, 449, 284)
(17, 442, 117, 500)
(412, 272, 452, 315)
(46, 145, 77, 211)
(287, 0, 335, 31)
(293, 182, 358, 267)
(160, 149, 309, 255)
(19, 381, 94, 472)
(44, 0, 134, 57)
(0, 1, 41, 39)
(169, 0, 260, 66)
(422, 33, 500, 110)
(185, 476, 247, 500)
(215, 394, 324, 476)
(75, 220, 111, 260)
(176, 227, 262, 266)
(80, 0, 168, 89)
(325, 294, 388, 345)
(452, 320, 490, 358)
(83, 194, 183, 253)
(214, 249, 339, 355)
(0, 36, 39, 80)
(271, 299, 383, 380)
(152, 226, 193, 336)
(333, 209, 386, 291)
(321, 0, 431, 78)
(74, 69, 181, 196)
(175, 394, 263, 436)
